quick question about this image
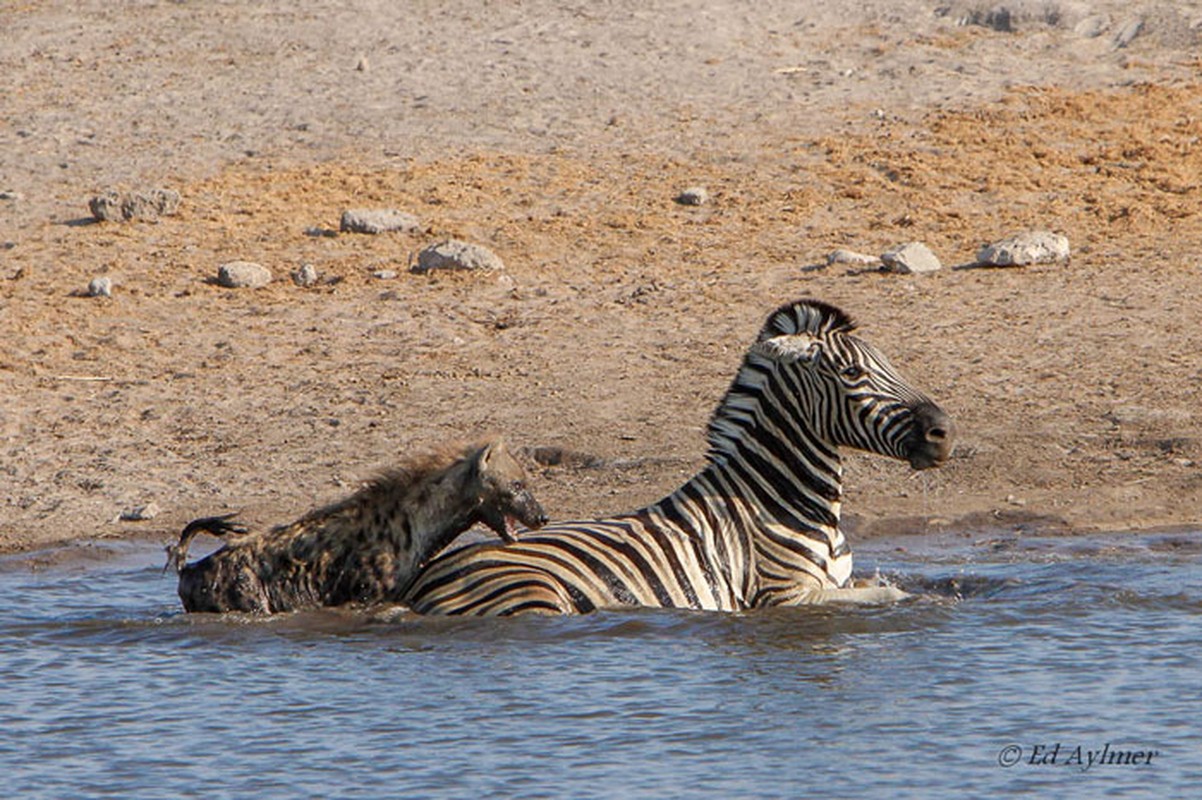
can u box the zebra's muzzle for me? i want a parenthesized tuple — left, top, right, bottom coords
(905, 401, 954, 470)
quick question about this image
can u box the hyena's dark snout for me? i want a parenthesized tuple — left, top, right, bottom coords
(514, 490, 549, 530)
(480, 487, 549, 543)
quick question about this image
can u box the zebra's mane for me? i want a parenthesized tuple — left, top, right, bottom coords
(705, 299, 853, 461)
(758, 298, 856, 340)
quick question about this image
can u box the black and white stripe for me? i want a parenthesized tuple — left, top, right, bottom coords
(406, 299, 953, 616)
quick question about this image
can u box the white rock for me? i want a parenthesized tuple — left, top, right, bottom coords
(1074, 14, 1111, 38)
(957, 5, 1013, 32)
(976, 231, 1070, 267)
(880, 242, 942, 274)
(373, 269, 399, 280)
(340, 209, 421, 234)
(88, 190, 123, 222)
(675, 186, 709, 206)
(217, 261, 273, 288)
(121, 188, 180, 221)
(89, 187, 180, 222)
(413, 240, 505, 273)
(292, 263, 319, 287)
(827, 249, 881, 267)
(1112, 17, 1143, 49)
(87, 276, 112, 297)
(120, 502, 160, 521)
(1107, 405, 1191, 427)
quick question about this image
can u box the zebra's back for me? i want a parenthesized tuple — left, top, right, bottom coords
(405, 514, 739, 616)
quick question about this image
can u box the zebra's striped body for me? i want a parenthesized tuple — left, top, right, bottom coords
(406, 299, 952, 616)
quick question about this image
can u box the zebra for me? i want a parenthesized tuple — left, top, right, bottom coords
(404, 299, 953, 616)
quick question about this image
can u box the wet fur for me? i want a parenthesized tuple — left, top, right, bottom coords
(168, 440, 546, 613)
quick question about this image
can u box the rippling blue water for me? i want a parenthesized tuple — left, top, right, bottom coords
(2, 531, 1200, 798)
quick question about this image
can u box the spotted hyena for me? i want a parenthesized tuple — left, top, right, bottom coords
(167, 439, 547, 613)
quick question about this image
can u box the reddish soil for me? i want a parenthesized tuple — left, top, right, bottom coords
(3, 2, 1201, 553)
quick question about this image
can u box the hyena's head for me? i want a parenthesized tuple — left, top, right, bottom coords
(472, 439, 548, 543)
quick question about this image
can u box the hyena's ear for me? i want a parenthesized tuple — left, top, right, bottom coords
(476, 438, 506, 471)
(750, 333, 822, 365)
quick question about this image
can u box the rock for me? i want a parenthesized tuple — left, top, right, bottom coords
(339, 209, 421, 234)
(0, 190, 23, 201)
(413, 240, 505, 273)
(120, 502, 160, 521)
(880, 242, 942, 274)
(524, 445, 608, 469)
(976, 231, 1070, 266)
(217, 261, 273, 288)
(1074, 14, 1111, 38)
(121, 188, 180, 220)
(88, 190, 124, 221)
(373, 269, 399, 280)
(1112, 17, 1143, 49)
(1106, 405, 1191, 427)
(292, 263, 319, 287)
(87, 276, 112, 297)
(89, 187, 180, 222)
(965, 6, 1013, 32)
(827, 249, 881, 267)
(675, 186, 709, 206)
(356, 55, 370, 72)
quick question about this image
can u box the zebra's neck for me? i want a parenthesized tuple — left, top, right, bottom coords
(662, 353, 855, 604)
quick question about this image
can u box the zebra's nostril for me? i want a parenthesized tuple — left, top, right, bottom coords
(927, 427, 947, 442)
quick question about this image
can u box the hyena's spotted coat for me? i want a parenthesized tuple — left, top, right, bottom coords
(167, 440, 546, 613)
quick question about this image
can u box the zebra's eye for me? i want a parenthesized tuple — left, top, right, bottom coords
(840, 364, 866, 380)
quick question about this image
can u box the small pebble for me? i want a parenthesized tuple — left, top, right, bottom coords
(675, 186, 709, 206)
(1074, 14, 1111, 38)
(976, 231, 1070, 267)
(413, 240, 505, 273)
(217, 261, 273, 288)
(968, 6, 1012, 32)
(88, 190, 123, 222)
(88, 187, 180, 222)
(120, 502, 160, 521)
(1112, 17, 1143, 49)
(87, 276, 112, 297)
(121, 188, 180, 221)
(881, 242, 942, 274)
(827, 249, 881, 267)
(293, 263, 319, 287)
(340, 209, 421, 235)
(372, 269, 398, 280)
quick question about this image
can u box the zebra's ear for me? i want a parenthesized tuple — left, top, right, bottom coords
(751, 334, 821, 364)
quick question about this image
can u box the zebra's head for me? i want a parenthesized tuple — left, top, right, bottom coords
(708, 299, 953, 471)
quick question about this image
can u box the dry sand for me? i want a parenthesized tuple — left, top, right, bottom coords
(3, 1, 1202, 554)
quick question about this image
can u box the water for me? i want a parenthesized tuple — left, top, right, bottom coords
(2, 531, 1200, 799)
